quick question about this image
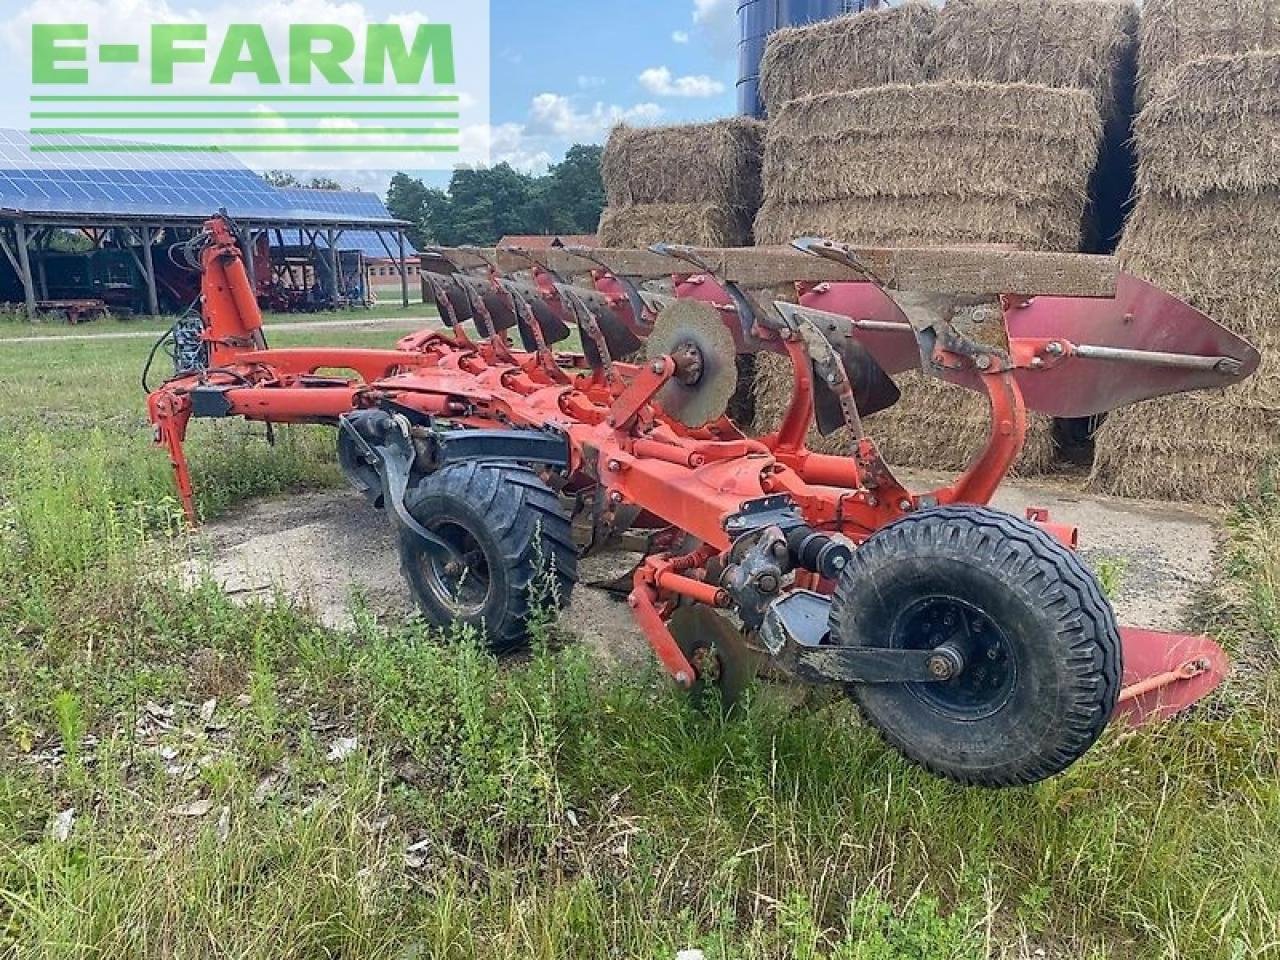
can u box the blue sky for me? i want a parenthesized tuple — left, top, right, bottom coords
(419, 0, 740, 188)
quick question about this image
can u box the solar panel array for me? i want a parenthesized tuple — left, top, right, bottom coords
(0, 130, 403, 226)
(320, 229, 419, 258)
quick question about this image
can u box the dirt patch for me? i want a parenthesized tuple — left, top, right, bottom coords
(177, 491, 649, 666)
(179, 478, 1221, 658)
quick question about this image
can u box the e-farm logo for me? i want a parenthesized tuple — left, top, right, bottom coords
(23, 5, 490, 169)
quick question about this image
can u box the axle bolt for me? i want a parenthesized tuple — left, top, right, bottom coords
(927, 654, 958, 680)
(756, 573, 780, 594)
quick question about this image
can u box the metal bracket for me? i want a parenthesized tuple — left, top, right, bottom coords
(761, 590, 965, 684)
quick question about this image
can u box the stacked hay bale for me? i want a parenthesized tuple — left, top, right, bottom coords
(754, 78, 1108, 470)
(597, 119, 765, 247)
(1089, 51, 1280, 502)
(925, 0, 1138, 250)
(754, 82, 1101, 251)
(1136, 0, 1280, 105)
(757, 2, 937, 115)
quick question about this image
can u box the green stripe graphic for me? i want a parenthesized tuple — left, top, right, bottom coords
(30, 95, 459, 103)
(31, 111, 458, 120)
(32, 127, 460, 136)
(29, 144, 461, 153)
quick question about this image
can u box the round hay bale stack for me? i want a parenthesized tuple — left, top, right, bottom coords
(600, 119, 765, 212)
(1134, 52, 1280, 202)
(1137, 0, 1280, 106)
(926, 0, 1138, 126)
(598, 203, 749, 248)
(758, 2, 937, 116)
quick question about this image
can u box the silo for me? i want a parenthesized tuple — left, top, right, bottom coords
(737, 0, 852, 117)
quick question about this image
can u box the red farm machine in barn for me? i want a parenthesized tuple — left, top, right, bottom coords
(146, 215, 1258, 787)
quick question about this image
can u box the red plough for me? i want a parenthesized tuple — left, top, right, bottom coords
(147, 216, 1258, 786)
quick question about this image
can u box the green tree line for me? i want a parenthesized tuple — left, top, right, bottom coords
(383, 144, 605, 248)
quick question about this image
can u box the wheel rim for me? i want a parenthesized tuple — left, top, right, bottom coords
(891, 595, 1018, 721)
(418, 521, 492, 618)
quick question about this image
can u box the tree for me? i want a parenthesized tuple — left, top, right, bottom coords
(383, 144, 607, 247)
(385, 172, 432, 248)
(543, 144, 605, 235)
(260, 171, 345, 190)
(261, 170, 300, 187)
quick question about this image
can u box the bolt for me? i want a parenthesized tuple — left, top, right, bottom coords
(975, 355, 992, 371)
(827, 373, 838, 384)
(987, 647, 1001, 661)
(651, 360, 665, 375)
(609, 491, 624, 504)
(927, 655, 957, 681)
(1031, 357, 1044, 368)
(1046, 341, 1065, 356)
(898, 499, 912, 511)
(607, 459, 621, 472)
(675, 671, 691, 686)
(831, 555, 847, 570)
(756, 573, 780, 594)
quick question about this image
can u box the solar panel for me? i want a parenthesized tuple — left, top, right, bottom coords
(0, 129, 402, 226)
(318, 229, 418, 258)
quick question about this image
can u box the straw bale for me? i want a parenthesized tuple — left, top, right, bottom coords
(597, 203, 748, 248)
(762, 82, 1100, 208)
(758, 3, 937, 115)
(754, 195, 1085, 252)
(1134, 51, 1280, 200)
(752, 353, 1057, 474)
(926, 0, 1137, 125)
(1116, 192, 1280, 347)
(1088, 188, 1280, 500)
(1091, 399, 1279, 503)
(1137, 0, 1280, 105)
(601, 119, 765, 211)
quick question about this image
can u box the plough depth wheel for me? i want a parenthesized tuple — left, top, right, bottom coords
(829, 506, 1123, 787)
(398, 462, 577, 652)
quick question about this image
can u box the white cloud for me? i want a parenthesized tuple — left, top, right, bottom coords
(672, 29, 690, 43)
(638, 66, 725, 98)
(576, 75, 607, 90)
(689, 0, 737, 58)
(527, 93, 661, 140)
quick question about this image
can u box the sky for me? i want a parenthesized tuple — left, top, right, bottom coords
(473, 0, 739, 185)
(0, 0, 742, 199)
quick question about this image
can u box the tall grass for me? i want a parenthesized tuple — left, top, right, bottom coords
(1, 332, 1278, 958)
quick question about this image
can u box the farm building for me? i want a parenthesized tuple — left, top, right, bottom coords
(0, 129, 417, 318)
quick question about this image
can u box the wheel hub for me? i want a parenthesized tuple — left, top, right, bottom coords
(671, 340, 705, 386)
(419, 520, 493, 618)
(894, 596, 1016, 720)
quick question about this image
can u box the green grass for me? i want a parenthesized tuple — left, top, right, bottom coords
(0, 333, 1278, 958)
(0, 303, 437, 340)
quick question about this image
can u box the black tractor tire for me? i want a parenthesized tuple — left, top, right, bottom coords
(398, 462, 577, 652)
(829, 505, 1122, 787)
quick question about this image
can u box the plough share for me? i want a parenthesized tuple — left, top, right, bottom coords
(147, 215, 1258, 786)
